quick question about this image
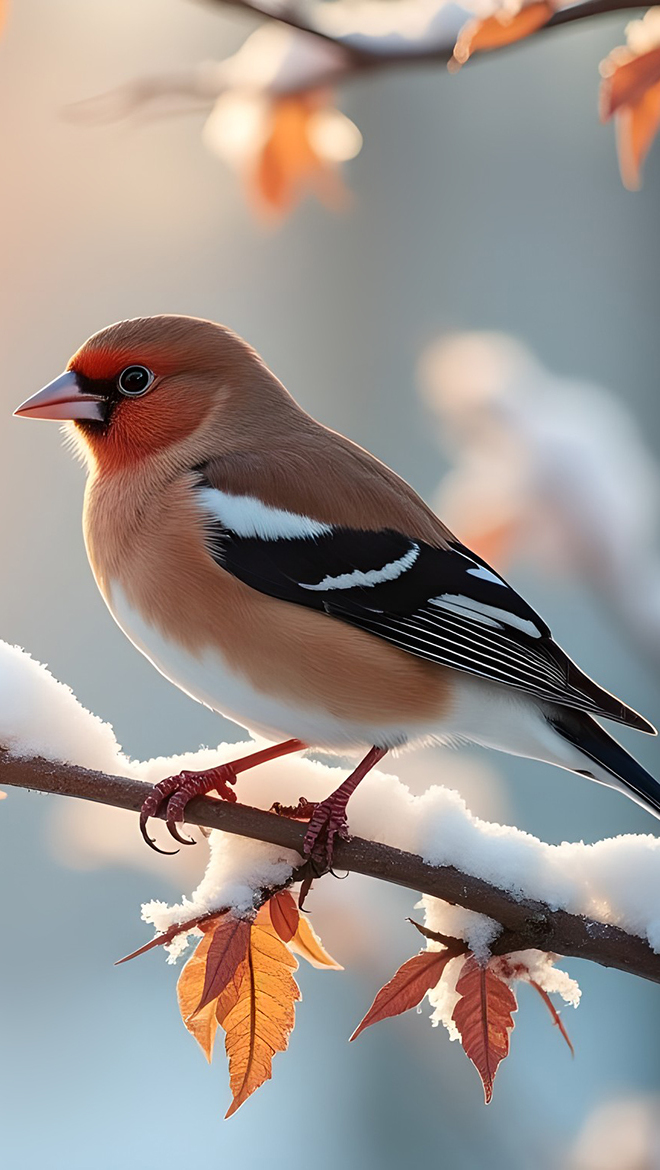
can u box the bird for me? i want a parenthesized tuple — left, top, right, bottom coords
(14, 314, 659, 870)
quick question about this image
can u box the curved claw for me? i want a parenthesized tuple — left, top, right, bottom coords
(166, 817, 197, 846)
(138, 763, 239, 855)
(139, 815, 180, 856)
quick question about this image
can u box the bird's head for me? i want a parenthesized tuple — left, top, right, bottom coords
(14, 314, 288, 471)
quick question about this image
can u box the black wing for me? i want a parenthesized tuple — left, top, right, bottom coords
(197, 487, 653, 733)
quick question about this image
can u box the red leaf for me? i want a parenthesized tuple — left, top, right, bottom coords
(407, 918, 467, 950)
(115, 910, 226, 965)
(193, 916, 251, 1016)
(350, 949, 459, 1041)
(452, 956, 517, 1104)
(529, 980, 574, 1057)
(268, 891, 299, 943)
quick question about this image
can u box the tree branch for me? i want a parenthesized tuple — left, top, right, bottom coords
(201, 0, 647, 71)
(203, 0, 368, 52)
(3, 748, 660, 985)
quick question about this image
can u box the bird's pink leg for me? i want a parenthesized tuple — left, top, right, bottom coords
(303, 745, 388, 871)
(140, 738, 307, 854)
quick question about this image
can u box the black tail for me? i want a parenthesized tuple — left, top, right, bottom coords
(560, 654, 656, 734)
(552, 710, 660, 820)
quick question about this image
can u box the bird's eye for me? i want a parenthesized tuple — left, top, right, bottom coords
(117, 365, 154, 397)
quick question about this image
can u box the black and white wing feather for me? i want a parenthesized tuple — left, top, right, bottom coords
(196, 483, 654, 733)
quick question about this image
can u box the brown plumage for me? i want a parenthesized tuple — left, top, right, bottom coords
(72, 315, 453, 543)
(14, 314, 659, 864)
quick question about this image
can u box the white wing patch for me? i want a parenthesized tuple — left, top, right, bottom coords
(300, 542, 420, 592)
(449, 545, 506, 587)
(195, 486, 332, 541)
(430, 595, 502, 629)
(430, 594, 543, 638)
(467, 564, 506, 586)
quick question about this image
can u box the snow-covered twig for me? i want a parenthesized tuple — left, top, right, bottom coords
(3, 749, 660, 985)
(202, 0, 649, 75)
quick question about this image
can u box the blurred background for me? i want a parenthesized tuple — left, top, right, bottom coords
(2, 0, 660, 1166)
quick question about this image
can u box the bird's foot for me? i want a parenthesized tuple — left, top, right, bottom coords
(140, 764, 238, 854)
(139, 738, 307, 854)
(271, 794, 346, 906)
(272, 791, 350, 870)
(273, 746, 388, 908)
(302, 793, 351, 874)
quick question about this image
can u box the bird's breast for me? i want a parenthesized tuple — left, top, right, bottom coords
(83, 468, 455, 748)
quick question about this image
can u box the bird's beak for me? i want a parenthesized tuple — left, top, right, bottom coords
(14, 371, 106, 422)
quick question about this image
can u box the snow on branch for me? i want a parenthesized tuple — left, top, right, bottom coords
(4, 639, 660, 1108)
(3, 749, 660, 984)
(3, 636, 660, 987)
(64, 0, 656, 216)
(204, 0, 648, 68)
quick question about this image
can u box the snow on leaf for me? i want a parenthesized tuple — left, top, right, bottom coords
(223, 923, 301, 1118)
(350, 948, 461, 1041)
(193, 914, 251, 1016)
(177, 929, 220, 1063)
(268, 890, 299, 942)
(529, 979, 574, 1056)
(450, 1, 554, 69)
(452, 956, 517, 1104)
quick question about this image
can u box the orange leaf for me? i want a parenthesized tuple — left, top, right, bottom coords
(451, 1, 554, 69)
(251, 93, 348, 216)
(177, 905, 340, 1114)
(269, 890, 299, 943)
(600, 44, 660, 188)
(601, 45, 660, 119)
(615, 79, 660, 189)
(529, 979, 574, 1057)
(223, 923, 301, 1117)
(255, 97, 323, 213)
(177, 929, 219, 1063)
(193, 915, 251, 1016)
(289, 914, 343, 970)
(256, 897, 341, 969)
(350, 949, 459, 1041)
(215, 953, 251, 1028)
(452, 956, 517, 1104)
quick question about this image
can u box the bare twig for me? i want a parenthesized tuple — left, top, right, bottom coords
(2, 749, 660, 984)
